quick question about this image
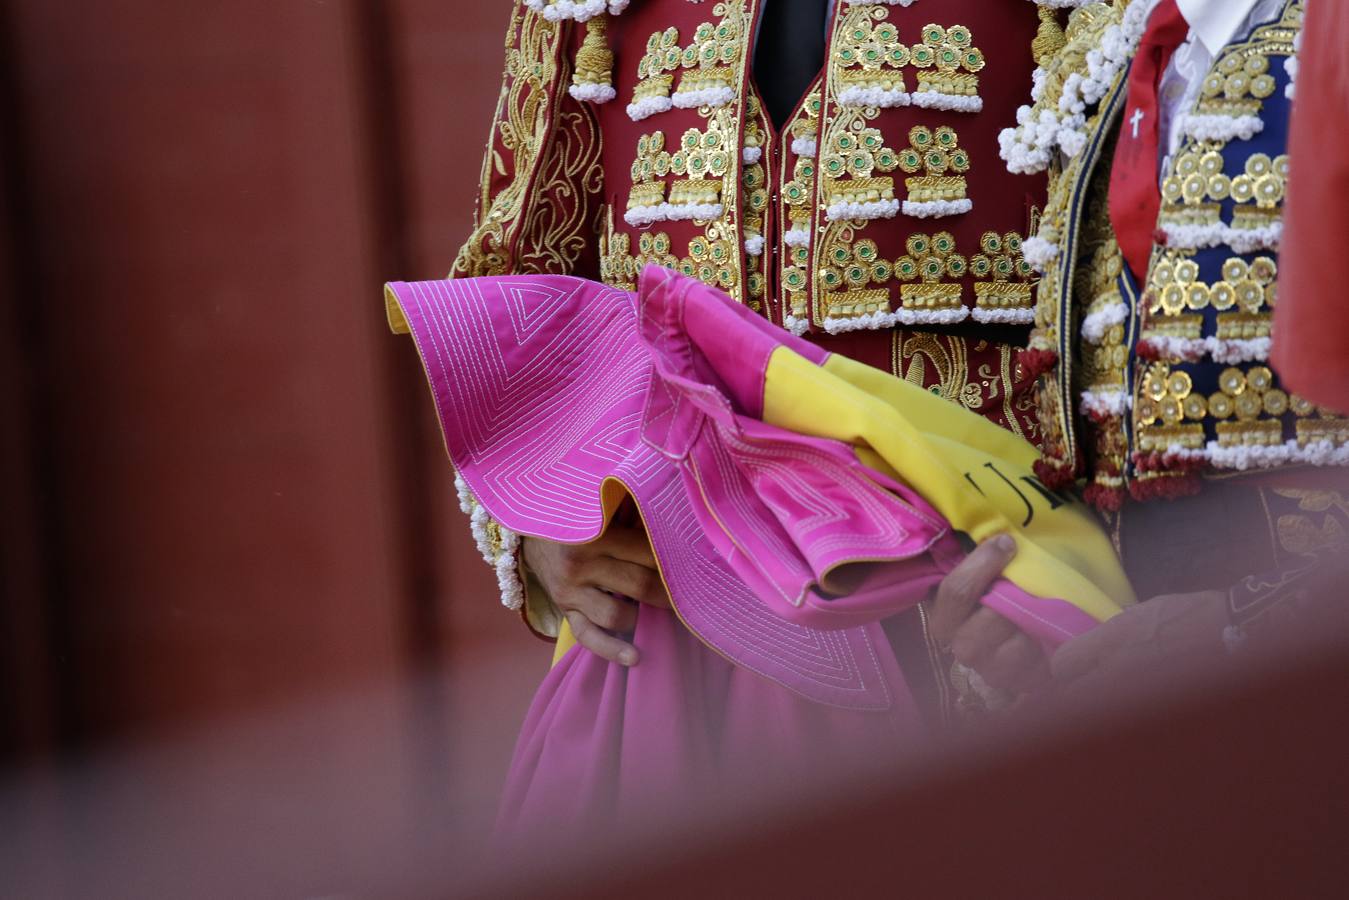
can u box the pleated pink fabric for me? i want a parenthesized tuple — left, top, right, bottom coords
(385, 266, 1082, 834)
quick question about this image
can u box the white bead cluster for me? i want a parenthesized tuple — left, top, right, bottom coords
(1285, 27, 1303, 100)
(790, 136, 818, 158)
(835, 88, 984, 114)
(911, 92, 984, 114)
(823, 310, 904, 334)
(1176, 113, 1265, 144)
(1157, 221, 1284, 254)
(838, 86, 913, 109)
(822, 305, 973, 334)
(1139, 335, 1272, 365)
(626, 95, 674, 122)
(970, 307, 1035, 324)
(902, 198, 973, 219)
(568, 82, 617, 104)
(999, 1, 1151, 175)
(1019, 234, 1060, 272)
(1079, 388, 1133, 419)
(523, 0, 629, 22)
(455, 473, 525, 612)
(624, 202, 725, 227)
(1164, 440, 1349, 472)
(1081, 301, 1128, 343)
(825, 198, 902, 222)
(671, 86, 737, 110)
(782, 313, 810, 336)
(897, 306, 970, 325)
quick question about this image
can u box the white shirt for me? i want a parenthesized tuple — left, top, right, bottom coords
(1157, 0, 1287, 167)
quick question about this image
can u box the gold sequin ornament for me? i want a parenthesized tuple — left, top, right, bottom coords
(571, 15, 615, 102)
(895, 232, 967, 312)
(898, 125, 971, 205)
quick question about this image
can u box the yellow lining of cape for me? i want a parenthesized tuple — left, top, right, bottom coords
(762, 348, 1134, 621)
(557, 346, 1134, 669)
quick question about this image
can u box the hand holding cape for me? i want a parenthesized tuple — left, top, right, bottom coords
(386, 266, 1134, 711)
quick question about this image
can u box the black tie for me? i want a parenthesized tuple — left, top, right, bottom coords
(753, 0, 830, 130)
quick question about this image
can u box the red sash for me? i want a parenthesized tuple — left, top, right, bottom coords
(1108, 0, 1190, 283)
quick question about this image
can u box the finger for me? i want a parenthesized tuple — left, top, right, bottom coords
(585, 557, 670, 609)
(1051, 615, 1133, 685)
(595, 524, 659, 570)
(1058, 644, 1163, 703)
(1054, 666, 1115, 705)
(980, 633, 1051, 694)
(566, 610, 639, 667)
(568, 587, 640, 633)
(929, 535, 1017, 647)
(949, 607, 1022, 666)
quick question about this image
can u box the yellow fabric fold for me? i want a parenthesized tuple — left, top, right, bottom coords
(764, 348, 1134, 621)
(384, 284, 411, 335)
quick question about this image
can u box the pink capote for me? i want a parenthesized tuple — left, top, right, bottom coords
(386, 267, 1081, 833)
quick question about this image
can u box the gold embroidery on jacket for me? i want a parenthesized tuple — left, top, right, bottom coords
(520, 99, 605, 274)
(971, 231, 1036, 312)
(910, 23, 985, 102)
(820, 124, 901, 204)
(634, 27, 681, 107)
(453, 6, 569, 277)
(780, 88, 823, 323)
(1272, 490, 1349, 557)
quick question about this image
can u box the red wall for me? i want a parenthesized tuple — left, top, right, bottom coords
(0, 0, 544, 786)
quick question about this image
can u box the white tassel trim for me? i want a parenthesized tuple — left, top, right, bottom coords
(783, 227, 812, 247)
(568, 83, 616, 104)
(791, 136, 818, 158)
(491, 532, 525, 612)
(1177, 113, 1265, 144)
(823, 311, 903, 334)
(742, 146, 762, 165)
(455, 472, 476, 518)
(782, 314, 810, 336)
(1000, 1, 1150, 174)
(624, 202, 725, 227)
(897, 307, 970, 326)
(626, 95, 673, 122)
(1080, 389, 1133, 419)
(826, 198, 901, 222)
(843, 0, 919, 6)
(744, 234, 765, 256)
(1082, 302, 1128, 344)
(971, 307, 1035, 324)
(902, 198, 973, 219)
(1139, 335, 1271, 364)
(1021, 234, 1060, 272)
(1158, 221, 1283, 253)
(671, 86, 736, 110)
(910, 91, 984, 114)
(523, 0, 628, 22)
(822, 307, 970, 334)
(1163, 440, 1349, 472)
(455, 473, 525, 612)
(838, 87, 912, 109)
